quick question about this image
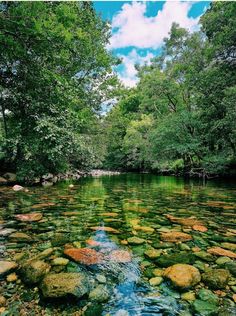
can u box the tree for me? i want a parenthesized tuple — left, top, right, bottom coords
(0, 2, 116, 179)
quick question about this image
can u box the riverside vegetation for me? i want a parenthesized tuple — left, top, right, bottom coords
(0, 2, 236, 180)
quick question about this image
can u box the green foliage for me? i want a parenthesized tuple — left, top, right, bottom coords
(104, 2, 236, 177)
(0, 2, 117, 179)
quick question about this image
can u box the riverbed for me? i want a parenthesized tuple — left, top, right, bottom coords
(0, 174, 236, 315)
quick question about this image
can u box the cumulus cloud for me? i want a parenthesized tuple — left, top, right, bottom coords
(109, 1, 199, 49)
(117, 49, 154, 87)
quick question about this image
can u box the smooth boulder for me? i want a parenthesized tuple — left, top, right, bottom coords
(41, 272, 90, 298)
(164, 264, 201, 288)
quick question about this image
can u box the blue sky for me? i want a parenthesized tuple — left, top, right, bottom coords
(94, 1, 211, 87)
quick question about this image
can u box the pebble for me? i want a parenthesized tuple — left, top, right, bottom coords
(149, 277, 163, 286)
(0, 296, 6, 307)
(181, 291, 196, 301)
(52, 258, 69, 266)
(6, 273, 18, 282)
(96, 274, 106, 284)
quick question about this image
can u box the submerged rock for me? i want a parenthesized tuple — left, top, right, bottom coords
(89, 226, 119, 234)
(160, 232, 192, 242)
(207, 247, 236, 259)
(156, 252, 195, 267)
(41, 272, 90, 298)
(193, 299, 219, 316)
(127, 236, 145, 245)
(9, 232, 32, 242)
(202, 269, 230, 289)
(166, 215, 203, 227)
(109, 250, 132, 263)
(225, 262, 236, 277)
(149, 276, 163, 286)
(15, 213, 43, 222)
(89, 284, 110, 302)
(181, 291, 196, 301)
(64, 248, 103, 265)
(163, 264, 201, 288)
(51, 258, 69, 266)
(20, 260, 50, 284)
(0, 261, 18, 277)
(144, 248, 162, 259)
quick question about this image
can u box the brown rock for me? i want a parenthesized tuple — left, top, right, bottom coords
(160, 232, 192, 242)
(164, 264, 201, 288)
(0, 261, 18, 276)
(166, 215, 203, 227)
(109, 250, 132, 263)
(207, 247, 236, 259)
(86, 239, 103, 247)
(15, 213, 43, 222)
(89, 226, 119, 234)
(0, 177, 7, 184)
(64, 248, 103, 265)
(192, 225, 208, 232)
(100, 212, 119, 217)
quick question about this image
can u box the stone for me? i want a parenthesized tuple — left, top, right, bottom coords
(12, 184, 24, 191)
(153, 242, 174, 249)
(166, 215, 203, 227)
(181, 291, 196, 301)
(109, 250, 132, 263)
(207, 247, 236, 259)
(52, 258, 69, 266)
(3, 173, 16, 182)
(225, 262, 236, 277)
(0, 228, 16, 237)
(216, 257, 232, 266)
(156, 252, 195, 267)
(160, 232, 192, 242)
(220, 243, 236, 251)
(96, 274, 106, 284)
(127, 236, 145, 245)
(0, 261, 18, 276)
(198, 288, 219, 305)
(233, 294, 236, 303)
(179, 244, 191, 251)
(133, 225, 155, 234)
(15, 213, 43, 222)
(9, 232, 31, 242)
(89, 285, 110, 302)
(163, 264, 201, 288)
(6, 273, 18, 282)
(73, 241, 81, 248)
(202, 269, 230, 289)
(20, 260, 51, 284)
(149, 277, 163, 286)
(89, 226, 119, 234)
(194, 251, 215, 262)
(33, 248, 54, 260)
(0, 296, 6, 307)
(193, 299, 219, 316)
(69, 184, 74, 188)
(64, 248, 103, 265)
(192, 225, 208, 232)
(41, 272, 90, 298)
(144, 248, 162, 259)
(152, 268, 164, 277)
(0, 177, 7, 183)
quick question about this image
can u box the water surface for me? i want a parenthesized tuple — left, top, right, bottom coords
(0, 174, 236, 315)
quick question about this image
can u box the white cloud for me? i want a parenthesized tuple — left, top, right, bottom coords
(117, 49, 154, 87)
(109, 1, 199, 49)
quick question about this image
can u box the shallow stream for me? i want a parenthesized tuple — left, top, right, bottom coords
(0, 174, 236, 315)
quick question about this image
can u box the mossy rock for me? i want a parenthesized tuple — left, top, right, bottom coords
(156, 252, 195, 267)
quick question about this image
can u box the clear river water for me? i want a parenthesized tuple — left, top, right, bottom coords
(0, 174, 236, 316)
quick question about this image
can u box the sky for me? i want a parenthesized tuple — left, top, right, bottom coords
(94, 1, 211, 87)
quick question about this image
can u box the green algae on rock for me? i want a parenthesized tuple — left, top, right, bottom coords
(40, 273, 90, 298)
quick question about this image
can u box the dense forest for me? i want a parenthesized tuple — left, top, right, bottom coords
(0, 2, 235, 181)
